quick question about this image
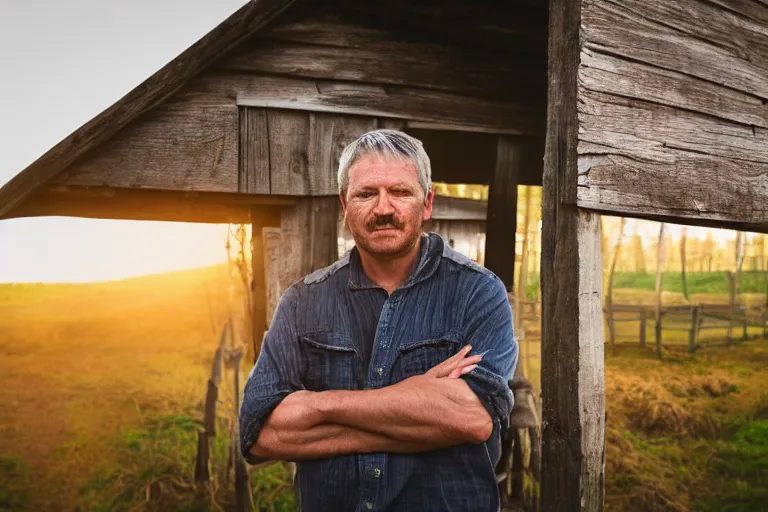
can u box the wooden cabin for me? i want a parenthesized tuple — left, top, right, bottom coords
(1, 0, 766, 510)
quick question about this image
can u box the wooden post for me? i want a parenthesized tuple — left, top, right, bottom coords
(518, 186, 533, 373)
(279, 197, 339, 287)
(606, 218, 625, 356)
(688, 306, 700, 353)
(639, 307, 647, 348)
(655, 223, 667, 359)
(727, 272, 735, 345)
(542, 1, 605, 509)
(250, 208, 280, 363)
(485, 136, 521, 292)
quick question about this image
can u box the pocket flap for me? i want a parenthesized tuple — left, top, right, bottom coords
(399, 334, 460, 354)
(300, 332, 356, 353)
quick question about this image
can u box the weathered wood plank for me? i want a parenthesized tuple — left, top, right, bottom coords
(431, 196, 488, 221)
(577, 90, 768, 226)
(582, 0, 768, 100)
(251, 211, 269, 361)
(232, 73, 544, 135)
(267, 109, 310, 196)
(307, 113, 378, 195)
(0, 0, 297, 218)
(58, 96, 239, 192)
(578, 90, 768, 164)
(579, 48, 768, 129)
(263, 227, 283, 325)
(542, 0, 606, 510)
(221, 33, 543, 105)
(485, 136, 521, 291)
(239, 107, 271, 194)
(5, 186, 290, 224)
(279, 197, 340, 287)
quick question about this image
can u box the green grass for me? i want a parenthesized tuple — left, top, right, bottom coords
(0, 455, 29, 512)
(612, 271, 768, 295)
(694, 419, 768, 511)
(79, 413, 296, 511)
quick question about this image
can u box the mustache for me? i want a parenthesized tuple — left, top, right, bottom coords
(366, 214, 406, 231)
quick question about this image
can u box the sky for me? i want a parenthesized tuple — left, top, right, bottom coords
(0, 0, 248, 283)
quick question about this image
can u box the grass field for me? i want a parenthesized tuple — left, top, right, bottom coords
(0, 268, 766, 511)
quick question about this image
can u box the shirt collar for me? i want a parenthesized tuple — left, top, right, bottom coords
(347, 232, 444, 291)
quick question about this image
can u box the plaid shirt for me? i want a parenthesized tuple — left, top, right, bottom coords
(239, 233, 518, 512)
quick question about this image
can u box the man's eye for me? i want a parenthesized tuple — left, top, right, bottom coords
(357, 191, 375, 199)
(391, 189, 411, 197)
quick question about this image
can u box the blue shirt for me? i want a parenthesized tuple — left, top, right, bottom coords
(239, 233, 518, 512)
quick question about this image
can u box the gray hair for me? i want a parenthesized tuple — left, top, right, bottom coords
(337, 129, 432, 199)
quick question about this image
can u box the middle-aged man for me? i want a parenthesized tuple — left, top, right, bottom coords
(239, 129, 518, 512)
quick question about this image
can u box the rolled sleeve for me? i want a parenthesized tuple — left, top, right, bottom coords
(239, 287, 304, 464)
(461, 274, 518, 431)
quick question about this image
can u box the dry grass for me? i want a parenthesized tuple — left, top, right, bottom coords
(1, 270, 765, 511)
(0, 265, 233, 511)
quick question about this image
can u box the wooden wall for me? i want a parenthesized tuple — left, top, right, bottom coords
(54, 0, 546, 196)
(577, 0, 768, 231)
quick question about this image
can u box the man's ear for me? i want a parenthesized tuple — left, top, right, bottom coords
(339, 192, 347, 213)
(423, 188, 435, 222)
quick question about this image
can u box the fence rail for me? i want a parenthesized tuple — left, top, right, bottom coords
(604, 302, 767, 356)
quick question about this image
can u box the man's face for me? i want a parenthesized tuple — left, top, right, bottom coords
(341, 153, 434, 258)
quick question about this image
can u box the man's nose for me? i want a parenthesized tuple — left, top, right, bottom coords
(372, 191, 395, 215)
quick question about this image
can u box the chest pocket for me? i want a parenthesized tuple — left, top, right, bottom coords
(300, 332, 358, 391)
(395, 336, 460, 379)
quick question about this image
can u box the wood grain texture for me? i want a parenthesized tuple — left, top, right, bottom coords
(251, 212, 269, 360)
(484, 136, 521, 291)
(261, 109, 377, 195)
(58, 93, 239, 192)
(242, 0, 547, 105)
(279, 197, 340, 287)
(233, 73, 544, 135)
(542, 0, 606, 510)
(263, 227, 283, 326)
(4, 186, 290, 224)
(0, 0, 297, 217)
(240, 107, 271, 193)
(578, 0, 768, 228)
(431, 196, 488, 221)
(266, 109, 310, 195)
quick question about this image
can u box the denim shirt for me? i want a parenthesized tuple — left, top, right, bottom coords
(239, 233, 518, 512)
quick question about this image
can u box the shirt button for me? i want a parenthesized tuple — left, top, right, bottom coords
(375, 367, 383, 376)
(365, 502, 374, 509)
(373, 468, 381, 478)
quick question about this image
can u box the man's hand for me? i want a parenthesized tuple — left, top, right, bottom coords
(426, 344, 482, 378)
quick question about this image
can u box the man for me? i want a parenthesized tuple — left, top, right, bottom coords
(239, 129, 518, 511)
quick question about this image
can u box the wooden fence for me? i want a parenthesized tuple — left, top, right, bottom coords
(604, 302, 768, 357)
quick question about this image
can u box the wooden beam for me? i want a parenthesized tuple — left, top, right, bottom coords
(0, 0, 298, 218)
(484, 136, 521, 291)
(541, 0, 605, 511)
(3, 186, 291, 224)
(431, 196, 487, 221)
(234, 75, 544, 135)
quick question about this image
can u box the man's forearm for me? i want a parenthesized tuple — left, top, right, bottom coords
(252, 421, 451, 461)
(317, 375, 493, 445)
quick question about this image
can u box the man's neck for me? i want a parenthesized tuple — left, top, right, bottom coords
(358, 236, 423, 295)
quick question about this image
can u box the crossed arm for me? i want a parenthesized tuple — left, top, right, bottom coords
(250, 346, 493, 461)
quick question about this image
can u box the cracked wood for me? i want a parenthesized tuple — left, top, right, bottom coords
(578, 0, 768, 230)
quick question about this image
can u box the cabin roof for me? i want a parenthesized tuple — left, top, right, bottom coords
(0, 0, 297, 220)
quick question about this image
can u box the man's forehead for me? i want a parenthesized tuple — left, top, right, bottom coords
(347, 153, 419, 185)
